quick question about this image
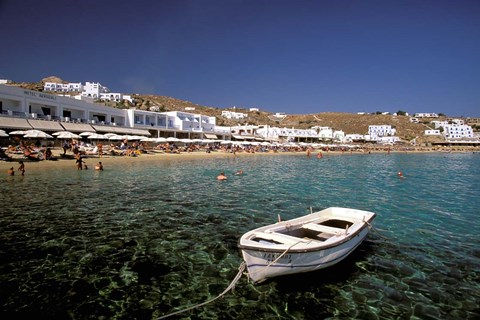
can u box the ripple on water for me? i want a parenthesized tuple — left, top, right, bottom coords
(0, 153, 479, 318)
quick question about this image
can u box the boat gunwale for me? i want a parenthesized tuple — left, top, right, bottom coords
(238, 209, 376, 253)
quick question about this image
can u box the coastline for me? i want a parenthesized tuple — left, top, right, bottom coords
(1, 146, 478, 173)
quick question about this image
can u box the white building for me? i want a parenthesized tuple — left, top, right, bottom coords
(221, 110, 247, 120)
(345, 134, 366, 142)
(431, 120, 449, 129)
(415, 112, 439, 118)
(443, 124, 474, 140)
(81, 82, 110, 99)
(425, 129, 441, 136)
(368, 125, 396, 141)
(44, 82, 83, 92)
(0, 84, 223, 139)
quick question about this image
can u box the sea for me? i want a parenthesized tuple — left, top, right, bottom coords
(0, 152, 479, 320)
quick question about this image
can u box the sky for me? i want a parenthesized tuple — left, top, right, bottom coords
(0, 0, 479, 117)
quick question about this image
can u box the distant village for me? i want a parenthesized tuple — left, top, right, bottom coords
(0, 78, 479, 147)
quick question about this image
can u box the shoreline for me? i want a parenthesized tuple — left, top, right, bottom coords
(1, 147, 478, 173)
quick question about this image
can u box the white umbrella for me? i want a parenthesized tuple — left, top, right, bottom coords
(87, 133, 108, 140)
(103, 133, 117, 138)
(79, 131, 95, 137)
(56, 132, 81, 139)
(109, 135, 128, 140)
(0, 130, 9, 137)
(24, 130, 53, 139)
(140, 137, 156, 142)
(220, 140, 233, 144)
(9, 130, 27, 135)
(52, 131, 68, 136)
(166, 137, 179, 142)
(156, 137, 167, 143)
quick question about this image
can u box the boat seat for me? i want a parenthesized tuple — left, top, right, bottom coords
(302, 223, 346, 235)
(253, 232, 308, 245)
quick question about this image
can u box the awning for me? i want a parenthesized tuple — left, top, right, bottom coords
(0, 117, 33, 130)
(28, 119, 64, 131)
(92, 125, 124, 134)
(204, 133, 218, 139)
(61, 122, 96, 133)
(93, 125, 151, 136)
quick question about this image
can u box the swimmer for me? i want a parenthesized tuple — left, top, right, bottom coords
(7, 167, 14, 176)
(95, 161, 104, 171)
(397, 171, 404, 178)
(217, 171, 227, 180)
(235, 170, 243, 175)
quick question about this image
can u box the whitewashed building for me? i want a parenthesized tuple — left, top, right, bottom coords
(221, 110, 247, 120)
(44, 82, 83, 92)
(414, 112, 439, 118)
(368, 125, 396, 141)
(425, 129, 441, 136)
(443, 124, 474, 140)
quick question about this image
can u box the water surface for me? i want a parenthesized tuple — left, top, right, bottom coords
(1, 153, 479, 319)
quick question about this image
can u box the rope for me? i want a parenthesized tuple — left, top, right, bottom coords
(365, 221, 390, 241)
(157, 262, 246, 319)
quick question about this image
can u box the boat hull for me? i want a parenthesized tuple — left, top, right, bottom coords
(238, 207, 375, 283)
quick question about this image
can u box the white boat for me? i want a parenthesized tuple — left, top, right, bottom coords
(238, 207, 376, 283)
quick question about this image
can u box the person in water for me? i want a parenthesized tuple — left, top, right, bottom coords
(217, 172, 227, 180)
(95, 161, 104, 171)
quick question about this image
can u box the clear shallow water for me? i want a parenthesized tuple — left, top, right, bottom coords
(1, 153, 479, 319)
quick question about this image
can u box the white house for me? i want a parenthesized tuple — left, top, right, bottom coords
(44, 82, 83, 92)
(221, 110, 247, 120)
(368, 125, 396, 141)
(425, 129, 441, 136)
(443, 124, 474, 140)
(414, 112, 439, 118)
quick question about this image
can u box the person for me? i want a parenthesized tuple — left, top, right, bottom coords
(317, 152, 323, 159)
(62, 140, 70, 155)
(97, 142, 103, 158)
(95, 161, 104, 171)
(18, 160, 25, 176)
(397, 171, 404, 178)
(235, 170, 243, 175)
(7, 167, 15, 176)
(217, 171, 227, 180)
(76, 155, 85, 170)
(44, 148, 53, 160)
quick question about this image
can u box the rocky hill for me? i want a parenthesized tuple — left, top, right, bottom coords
(8, 77, 446, 143)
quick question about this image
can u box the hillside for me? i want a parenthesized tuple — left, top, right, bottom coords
(8, 77, 442, 143)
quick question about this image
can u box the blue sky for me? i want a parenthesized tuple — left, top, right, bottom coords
(1, 0, 479, 117)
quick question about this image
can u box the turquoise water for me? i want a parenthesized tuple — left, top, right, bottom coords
(1, 153, 479, 319)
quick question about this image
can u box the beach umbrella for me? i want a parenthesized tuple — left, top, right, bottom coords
(52, 131, 68, 136)
(0, 130, 9, 137)
(156, 137, 167, 143)
(166, 137, 179, 142)
(103, 133, 117, 138)
(79, 131, 95, 137)
(220, 140, 233, 145)
(87, 133, 108, 140)
(9, 130, 27, 135)
(56, 132, 81, 139)
(24, 131, 53, 139)
(140, 137, 156, 142)
(109, 135, 128, 141)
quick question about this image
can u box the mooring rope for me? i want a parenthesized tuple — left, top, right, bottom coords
(157, 262, 246, 319)
(365, 220, 390, 240)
